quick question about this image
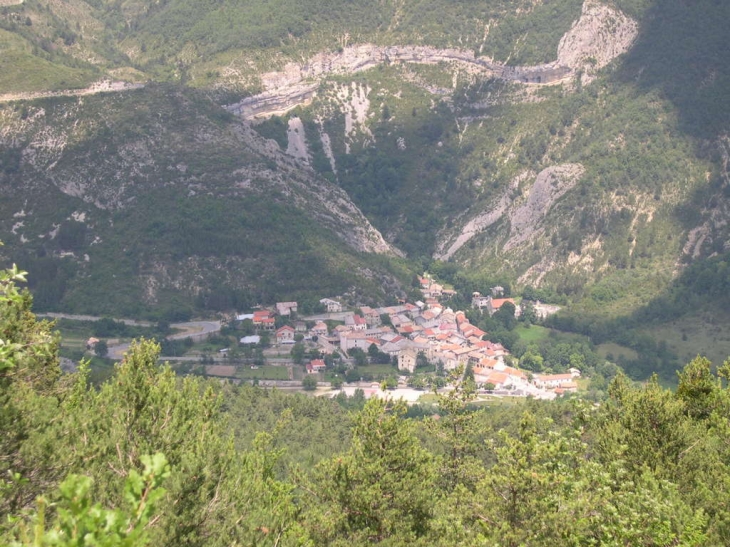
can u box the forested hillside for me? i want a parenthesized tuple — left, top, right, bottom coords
(2, 260, 730, 546)
(0, 85, 412, 317)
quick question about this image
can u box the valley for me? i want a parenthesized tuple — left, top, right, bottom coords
(0, 0, 729, 382)
(4, 1, 730, 545)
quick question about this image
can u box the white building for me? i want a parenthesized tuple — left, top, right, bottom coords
(320, 298, 343, 313)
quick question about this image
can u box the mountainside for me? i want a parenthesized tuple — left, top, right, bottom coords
(0, 85, 410, 317)
(1, 0, 730, 331)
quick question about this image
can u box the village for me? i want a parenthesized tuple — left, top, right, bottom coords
(221, 274, 573, 402)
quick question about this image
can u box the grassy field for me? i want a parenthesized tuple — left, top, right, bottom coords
(514, 324, 551, 343)
(237, 365, 291, 380)
(358, 363, 399, 377)
(596, 342, 639, 362)
(643, 310, 730, 368)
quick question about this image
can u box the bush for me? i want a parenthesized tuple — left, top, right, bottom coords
(302, 374, 318, 391)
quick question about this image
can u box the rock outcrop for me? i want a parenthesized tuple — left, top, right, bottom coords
(557, 1, 638, 84)
(226, 1, 638, 119)
(435, 164, 585, 259)
(0, 80, 144, 104)
(504, 164, 585, 251)
(225, 44, 572, 120)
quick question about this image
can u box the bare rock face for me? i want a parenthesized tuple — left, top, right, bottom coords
(557, 1, 638, 84)
(0, 80, 144, 105)
(435, 172, 529, 260)
(225, 45, 572, 120)
(225, 2, 639, 119)
(435, 164, 585, 259)
(504, 164, 585, 251)
(682, 136, 730, 260)
(286, 116, 310, 163)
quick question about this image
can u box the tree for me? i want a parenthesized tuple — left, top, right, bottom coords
(94, 339, 108, 358)
(381, 375, 397, 390)
(304, 399, 436, 543)
(520, 350, 544, 372)
(676, 355, 718, 420)
(520, 300, 537, 324)
(434, 411, 708, 547)
(494, 302, 517, 330)
(350, 348, 368, 367)
(368, 343, 380, 361)
(10, 454, 170, 547)
(331, 376, 343, 390)
(427, 366, 482, 491)
(302, 374, 318, 391)
(291, 342, 305, 364)
(463, 362, 475, 383)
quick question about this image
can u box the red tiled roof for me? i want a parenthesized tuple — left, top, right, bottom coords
(490, 298, 515, 310)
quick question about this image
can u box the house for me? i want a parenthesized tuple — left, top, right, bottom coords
(316, 337, 339, 355)
(340, 331, 370, 352)
(442, 289, 457, 299)
(461, 324, 486, 339)
(306, 359, 327, 374)
(491, 286, 505, 297)
(534, 373, 575, 388)
(320, 298, 343, 313)
(276, 325, 296, 344)
(471, 292, 491, 309)
(276, 301, 298, 316)
(554, 381, 578, 394)
(429, 283, 443, 297)
(487, 298, 516, 316)
(397, 347, 418, 373)
(86, 337, 100, 350)
(253, 310, 275, 330)
(381, 336, 410, 356)
(481, 371, 510, 389)
(311, 321, 328, 337)
(361, 307, 382, 327)
(294, 321, 308, 332)
(345, 314, 367, 331)
(259, 317, 276, 330)
(502, 366, 528, 383)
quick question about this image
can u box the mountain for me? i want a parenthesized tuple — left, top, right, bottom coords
(1, 0, 729, 329)
(0, 85, 411, 317)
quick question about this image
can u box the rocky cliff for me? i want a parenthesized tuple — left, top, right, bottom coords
(226, 2, 637, 119)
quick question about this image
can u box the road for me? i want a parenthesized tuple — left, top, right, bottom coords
(107, 320, 221, 360)
(39, 313, 221, 360)
(39, 312, 153, 327)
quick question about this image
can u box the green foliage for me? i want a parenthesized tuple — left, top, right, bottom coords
(302, 374, 318, 391)
(304, 398, 436, 543)
(10, 453, 170, 547)
(92, 339, 107, 358)
(5, 272, 730, 545)
(0, 87, 415, 317)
